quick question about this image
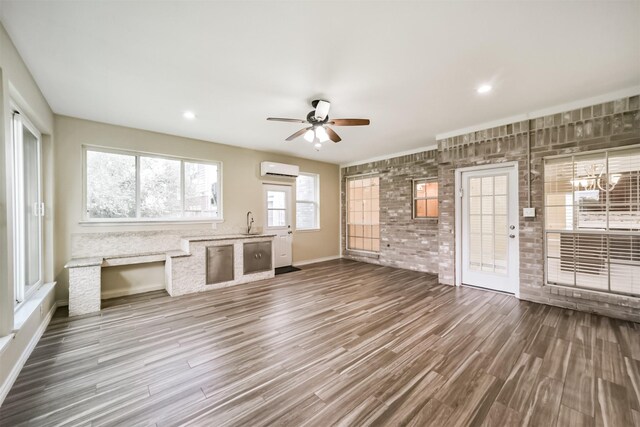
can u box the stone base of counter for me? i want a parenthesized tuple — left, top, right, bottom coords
(64, 232, 276, 316)
(68, 264, 102, 316)
(166, 237, 275, 296)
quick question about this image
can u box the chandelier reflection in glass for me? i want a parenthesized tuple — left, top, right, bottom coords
(570, 163, 621, 192)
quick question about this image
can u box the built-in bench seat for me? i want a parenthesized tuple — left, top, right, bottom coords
(65, 250, 190, 269)
(64, 250, 189, 316)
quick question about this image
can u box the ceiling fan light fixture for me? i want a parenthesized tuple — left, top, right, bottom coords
(303, 129, 315, 142)
(266, 99, 369, 148)
(315, 126, 329, 142)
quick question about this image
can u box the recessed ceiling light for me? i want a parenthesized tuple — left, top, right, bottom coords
(183, 111, 196, 120)
(477, 84, 492, 94)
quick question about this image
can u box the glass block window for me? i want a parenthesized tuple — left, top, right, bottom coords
(347, 176, 380, 252)
(413, 178, 438, 218)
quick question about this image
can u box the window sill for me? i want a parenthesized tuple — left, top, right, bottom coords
(345, 249, 380, 259)
(14, 282, 56, 332)
(79, 218, 224, 226)
(296, 228, 321, 233)
(0, 333, 14, 356)
(413, 217, 439, 221)
(545, 282, 640, 301)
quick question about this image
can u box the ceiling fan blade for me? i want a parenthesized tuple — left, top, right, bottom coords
(314, 100, 331, 121)
(326, 127, 341, 143)
(328, 118, 370, 126)
(285, 127, 312, 141)
(267, 117, 307, 123)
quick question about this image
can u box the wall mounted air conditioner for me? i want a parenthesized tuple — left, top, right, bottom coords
(260, 161, 299, 178)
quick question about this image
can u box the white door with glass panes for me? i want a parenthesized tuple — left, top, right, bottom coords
(12, 110, 44, 304)
(264, 184, 292, 267)
(461, 165, 519, 293)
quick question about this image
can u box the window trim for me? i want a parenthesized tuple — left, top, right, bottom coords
(81, 145, 223, 224)
(295, 172, 320, 231)
(412, 177, 439, 220)
(543, 144, 640, 297)
(264, 184, 292, 230)
(10, 103, 44, 309)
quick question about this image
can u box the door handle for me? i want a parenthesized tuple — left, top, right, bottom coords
(509, 234, 516, 238)
(287, 231, 293, 235)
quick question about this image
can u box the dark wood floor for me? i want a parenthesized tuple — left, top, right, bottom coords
(1, 260, 639, 426)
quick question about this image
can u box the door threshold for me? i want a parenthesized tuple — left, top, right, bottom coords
(460, 283, 515, 296)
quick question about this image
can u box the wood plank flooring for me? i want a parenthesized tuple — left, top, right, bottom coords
(1, 259, 639, 426)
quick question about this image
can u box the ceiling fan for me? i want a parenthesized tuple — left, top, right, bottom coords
(267, 100, 370, 149)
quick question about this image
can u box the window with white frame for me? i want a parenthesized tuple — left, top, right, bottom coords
(544, 146, 640, 296)
(413, 178, 438, 219)
(296, 173, 319, 230)
(12, 109, 44, 305)
(84, 147, 222, 221)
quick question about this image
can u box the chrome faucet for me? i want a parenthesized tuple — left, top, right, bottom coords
(246, 211, 254, 234)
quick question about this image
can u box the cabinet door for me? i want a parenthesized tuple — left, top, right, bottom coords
(243, 241, 272, 274)
(206, 245, 234, 284)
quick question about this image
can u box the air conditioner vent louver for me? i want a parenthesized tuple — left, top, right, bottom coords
(260, 161, 299, 178)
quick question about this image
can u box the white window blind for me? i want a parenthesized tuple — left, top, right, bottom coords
(544, 146, 640, 296)
(296, 173, 319, 230)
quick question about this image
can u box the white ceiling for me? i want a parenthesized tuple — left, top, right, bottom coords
(1, 1, 639, 165)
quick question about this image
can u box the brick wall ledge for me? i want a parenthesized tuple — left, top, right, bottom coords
(544, 283, 640, 307)
(344, 250, 380, 260)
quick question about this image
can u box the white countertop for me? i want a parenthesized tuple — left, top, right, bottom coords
(65, 233, 276, 268)
(181, 233, 276, 242)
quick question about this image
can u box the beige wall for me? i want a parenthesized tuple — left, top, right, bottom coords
(0, 19, 55, 334)
(0, 21, 56, 401)
(54, 115, 340, 301)
(101, 263, 166, 299)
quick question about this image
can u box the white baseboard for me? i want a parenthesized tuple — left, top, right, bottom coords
(101, 283, 165, 300)
(292, 255, 341, 267)
(55, 283, 166, 309)
(0, 301, 58, 407)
